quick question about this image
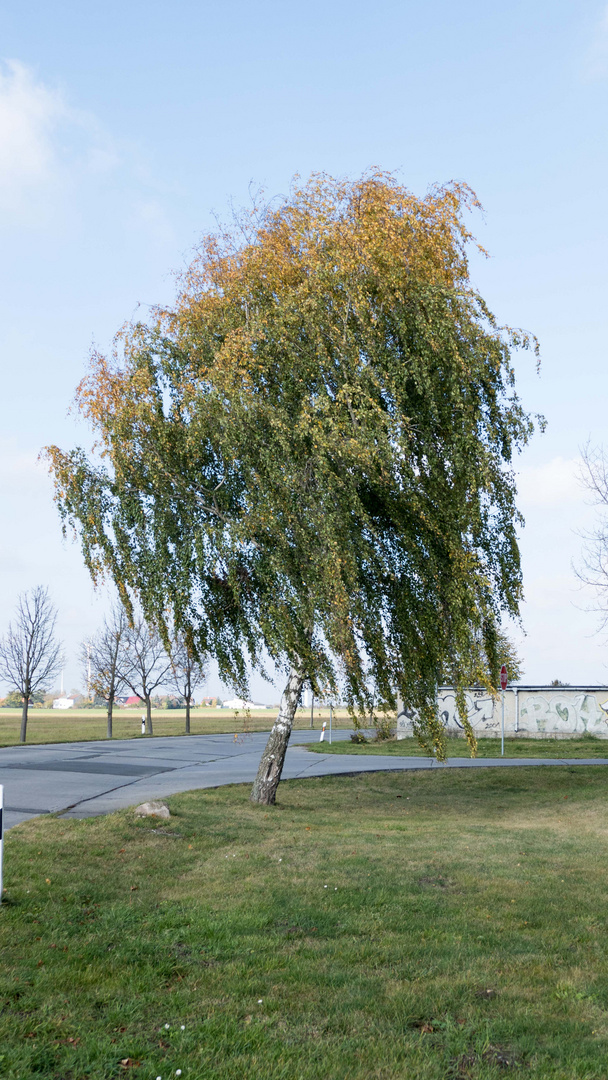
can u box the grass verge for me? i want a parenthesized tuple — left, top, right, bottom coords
(3, 767, 608, 1077)
(304, 734, 608, 758)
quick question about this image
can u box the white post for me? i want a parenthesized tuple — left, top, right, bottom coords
(514, 687, 519, 733)
(320, 721, 326, 742)
(0, 785, 4, 905)
(141, 715, 146, 735)
(329, 703, 333, 744)
(501, 689, 505, 757)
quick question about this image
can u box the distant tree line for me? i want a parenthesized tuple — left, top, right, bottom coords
(84, 605, 207, 737)
(0, 587, 208, 742)
(0, 587, 528, 748)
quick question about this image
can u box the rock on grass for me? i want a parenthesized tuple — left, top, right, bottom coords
(133, 801, 170, 819)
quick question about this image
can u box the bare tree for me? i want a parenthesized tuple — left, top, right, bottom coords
(577, 443, 608, 625)
(119, 615, 172, 735)
(0, 586, 64, 743)
(82, 605, 128, 739)
(169, 636, 208, 734)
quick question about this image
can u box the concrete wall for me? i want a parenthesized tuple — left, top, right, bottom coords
(396, 687, 608, 740)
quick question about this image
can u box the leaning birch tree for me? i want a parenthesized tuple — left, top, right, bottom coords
(46, 172, 539, 802)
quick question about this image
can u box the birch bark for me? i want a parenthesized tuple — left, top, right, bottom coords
(250, 663, 304, 805)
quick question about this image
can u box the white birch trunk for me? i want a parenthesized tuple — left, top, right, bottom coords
(250, 663, 304, 805)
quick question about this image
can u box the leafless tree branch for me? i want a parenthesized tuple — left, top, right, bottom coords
(575, 442, 608, 632)
(118, 614, 172, 735)
(0, 586, 64, 742)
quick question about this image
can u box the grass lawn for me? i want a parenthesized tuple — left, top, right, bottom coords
(3, 768, 608, 1078)
(0, 707, 357, 748)
(304, 734, 608, 758)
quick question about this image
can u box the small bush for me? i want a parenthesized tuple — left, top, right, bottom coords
(373, 715, 395, 741)
(350, 730, 368, 744)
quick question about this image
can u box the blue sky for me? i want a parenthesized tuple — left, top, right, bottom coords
(1, 0, 608, 698)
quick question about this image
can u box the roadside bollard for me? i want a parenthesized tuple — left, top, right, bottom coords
(141, 715, 146, 735)
(319, 721, 327, 742)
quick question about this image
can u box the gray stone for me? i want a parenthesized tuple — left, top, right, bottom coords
(133, 800, 170, 819)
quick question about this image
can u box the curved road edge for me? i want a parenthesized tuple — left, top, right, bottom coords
(1, 729, 607, 830)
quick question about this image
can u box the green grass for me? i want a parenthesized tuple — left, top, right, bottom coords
(3, 767, 608, 1077)
(305, 734, 608, 758)
(0, 707, 357, 748)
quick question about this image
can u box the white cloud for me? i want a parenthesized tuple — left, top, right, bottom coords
(516, 456, 583, 509)
(0, 60, 70, 217)
(0, 59, 175, 247)
(0, 60, 119, 227)
(582, 5, 608, 80)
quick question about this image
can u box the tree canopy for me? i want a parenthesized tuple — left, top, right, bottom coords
(440, 628, 524, 689)
(46, 172, 538, 788)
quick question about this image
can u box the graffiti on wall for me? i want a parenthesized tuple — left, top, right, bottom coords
(518, 693, 608, 734)
(396, 688, 608, 737)
(397, 690, 497, 734)
(437, 691, 497, 731)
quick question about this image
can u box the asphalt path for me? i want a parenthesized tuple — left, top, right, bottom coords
(2, 730, 608, 831)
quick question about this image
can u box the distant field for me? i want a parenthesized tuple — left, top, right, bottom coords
(0, 707, 360, 747)
(305, 734, 608, 758)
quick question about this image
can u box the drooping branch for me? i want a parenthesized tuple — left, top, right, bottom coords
(45, 171, 539, 788)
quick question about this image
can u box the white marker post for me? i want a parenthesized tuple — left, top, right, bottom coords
(141, 715, 146, 735)
(0, 785, 4, 905)
(319, 721, 326, 742)
(329, 703, 333, 745)
(500, 665, 508, 757)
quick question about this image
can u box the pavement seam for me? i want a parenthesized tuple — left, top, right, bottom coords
(55, 771, 165, 817)
(53, 756, 259, 817)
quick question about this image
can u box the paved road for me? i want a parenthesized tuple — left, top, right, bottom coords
(2, 730, 608, 831)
